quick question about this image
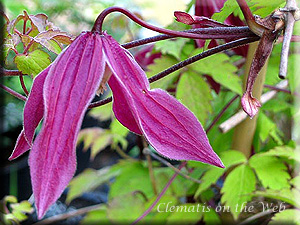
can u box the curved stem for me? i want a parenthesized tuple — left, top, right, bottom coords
(236, 0, 266, 36)
(131, 162, 187, 225)
(206, 94, 239, 133)
(0, 84, 27, 101)
(143, 148, 202, 184)
(19, 76, 29, 96)
(92, 6, 255, 40)
(148, 37, 258, 83)
(88, 36, 259, 109)
(122, 27, 255, 49)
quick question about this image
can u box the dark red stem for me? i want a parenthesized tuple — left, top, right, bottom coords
(92, 6, 255, 40)
(19, 75, 29, 96)
(0, 84, 27, 101)
(236, 0, 255, 22)
(131, 162, 187, 225)
(206, 95, 239, 133)
(2, 69, 25, 76)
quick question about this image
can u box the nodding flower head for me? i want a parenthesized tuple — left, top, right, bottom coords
(10, 31, 223, 219)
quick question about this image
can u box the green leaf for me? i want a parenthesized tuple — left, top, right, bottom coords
(4, 195, 17, 204)
(203, 209, 222, 225)
(250, 188, 300, 208)
(77, 127, 112, 160)
(110, 118, 129, 149)
(287, 54, 300, 94)
(67, 167, 120, 203)
(249, 155, 290, 190)
(261, 98, 292, 113)
(90, 132, 112, 159)
(290, 176, 300, 187)
(176, 71, 212, 124)
(10, 201, 33, 213)
(146, 56, 181, 89)
(110, 118, 129, 137)
(166, 204, 203, 225)
(3, 35, 19, 59)
(143, 195, 177, 223)
(89, 102, 113, 121)
(107, 192, 146, 224)
(109, 161, 154, 199)
(190, 52, 242, 95)
(212, 0, 284, 22)
(11, 210, 27, 221)
(251, 0, 285, 17)
(221, 164, 256, 220)
(256, 112, 283, 144)
(195, 150, 247, 197)
(212, 0, 241, 23)
(155, 39, 187, 60)
(260, 146, 299, 163)
(14, 49, 51, 77)
(80, 206, 109, 225)
(269, 209, 300, 225)
(9, 200, 33, 222)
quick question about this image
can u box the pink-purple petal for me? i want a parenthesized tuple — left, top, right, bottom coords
(24, 67, 50, 144)
(108, 75, 142, 135)
(136, 89, 224, 167)
(9, 67, 50, 160)
(29, 32, 105, 219)
(103, 33, 223, 168)
(9, 130, 31, 160)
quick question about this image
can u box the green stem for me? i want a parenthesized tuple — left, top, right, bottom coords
(232, 42, 269, 158)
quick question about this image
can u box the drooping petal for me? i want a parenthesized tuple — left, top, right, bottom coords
(108, 75, 142, 135)
(9, 67, 50, 160)
(102, 34, 224, 168)
(24, 67, 50, 143)
(9, 130, 30, 160)
(29, 31, 105, 219)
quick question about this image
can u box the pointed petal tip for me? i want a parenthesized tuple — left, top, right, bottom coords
(9, 131, 31, 161)
(241, 92, 261, 118)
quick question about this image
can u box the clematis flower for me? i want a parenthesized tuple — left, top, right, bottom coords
(10, 31, 223, 218)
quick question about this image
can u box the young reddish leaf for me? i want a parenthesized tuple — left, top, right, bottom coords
(20, 34, 33, 48)
(7, 14, 26, 34)
(24, 11, 48, 33)
(29, 32, 105, 219)
(34, 30, 73, 54)
(175, 11, 231, 27)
